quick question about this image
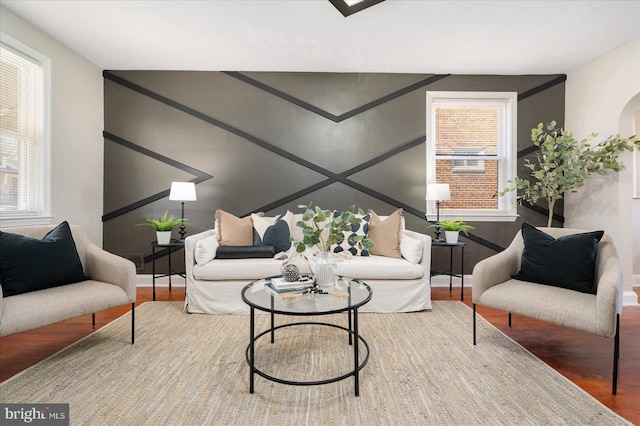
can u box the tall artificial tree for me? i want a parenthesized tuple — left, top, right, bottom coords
(499, 121, 639, 227)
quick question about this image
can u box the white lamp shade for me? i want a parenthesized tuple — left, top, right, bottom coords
(426, 183, 451, 201)
(169, 182, 197, 201)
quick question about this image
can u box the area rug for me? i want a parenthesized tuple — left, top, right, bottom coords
(0, 301, 630, 425)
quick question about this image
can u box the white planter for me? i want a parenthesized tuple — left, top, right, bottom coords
(445, 230, 459, 244)
(156, 231, 172, 245)
(314, 251, 334, 287)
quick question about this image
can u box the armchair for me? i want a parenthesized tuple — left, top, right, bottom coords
(472, 227, 622, 394)
(0, 224, 137, 343)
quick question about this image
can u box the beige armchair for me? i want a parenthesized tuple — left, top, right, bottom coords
(0, 224, 137, 343)
(472, 227, 622, 394)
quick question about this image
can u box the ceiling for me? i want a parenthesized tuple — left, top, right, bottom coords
(1, 0, 639, 74)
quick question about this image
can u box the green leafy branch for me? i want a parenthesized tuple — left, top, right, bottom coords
(498, 121, 638, 227)
(292, 203, 374, 253)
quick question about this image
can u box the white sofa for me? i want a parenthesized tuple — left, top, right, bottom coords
(184, 228, 432, 314)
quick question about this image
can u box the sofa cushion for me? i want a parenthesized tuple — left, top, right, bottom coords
(195, 235, 219, 265)
(331, 211, 371, 256)
(0, 221, 89, 297)
(333, 255, 423, 280)
(252, 211, 292, 253)
(215, 210, 256, 246)
(400, 234, 424, 264)
(216, 245, 275, 259)
(513, 223, 604, 294)
(368, 209, 403, 258)
(193, 257, 312, 281)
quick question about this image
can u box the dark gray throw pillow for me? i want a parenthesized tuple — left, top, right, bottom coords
(0, 221, 89, 297)
(216, 245, 276, 259)
(512, 223, 604, 294)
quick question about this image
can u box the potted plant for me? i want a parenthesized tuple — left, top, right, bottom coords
(292, 203, 374, 286)
(432, 218, 474, 244)
(136, 210, 186, 244)
(498, 121, 639, 227)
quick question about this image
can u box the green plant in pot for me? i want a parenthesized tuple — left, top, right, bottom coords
(292, 203, 374, 286)
(136, 210, 186, 244)
(430, 218, 474, 244)
(498, 121, 639, 227)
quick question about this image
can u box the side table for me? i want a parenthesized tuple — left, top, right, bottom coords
(151, 239, 185, 301)
(430, 240, 466, 301)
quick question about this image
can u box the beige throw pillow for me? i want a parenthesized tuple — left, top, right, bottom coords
(368, 208, 403, 258)
(215, 209, 255, 246)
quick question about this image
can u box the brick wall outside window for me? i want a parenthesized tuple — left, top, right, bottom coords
(435, 107, 499, 210)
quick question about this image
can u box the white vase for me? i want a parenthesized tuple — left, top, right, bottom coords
(157, 231, 172, 245)
(445, 231, 459, 244)
(314, 251, 334, 287)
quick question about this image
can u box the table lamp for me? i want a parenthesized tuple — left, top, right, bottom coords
(426, 183, 451, 242)
(169, 182, 197, 240)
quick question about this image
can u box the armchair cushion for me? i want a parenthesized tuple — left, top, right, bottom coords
(0, 221, 89, 297)
(513, 223, 604, 294)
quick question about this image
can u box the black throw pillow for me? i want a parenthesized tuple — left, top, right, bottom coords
(216, 245, 276, 259)
(512, 223, 604, 294)
(0, 221, 89, 297)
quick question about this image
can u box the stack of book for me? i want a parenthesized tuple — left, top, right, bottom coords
(266, 276, 314, 293)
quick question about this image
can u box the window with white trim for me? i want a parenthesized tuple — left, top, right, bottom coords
(426, 91, 517, 222)
(0, 33, 51, 226)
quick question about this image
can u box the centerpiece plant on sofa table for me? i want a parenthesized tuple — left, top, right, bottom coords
(292, 203, 374, 286)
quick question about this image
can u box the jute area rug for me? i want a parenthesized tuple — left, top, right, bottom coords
(0, 301, 630, 425)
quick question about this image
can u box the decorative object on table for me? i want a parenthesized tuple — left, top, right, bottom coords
(430, 218, 474, 244)
(281, 264, 300, 282)
(425, 183, 451, 241)
(266, 276, 314, 293)
(136, 210, 186, 245)
(169, 181, 197, 239)
(497, 121, 639, 227)
(292, 203, 374, 287)
(314, 251, 334, 287)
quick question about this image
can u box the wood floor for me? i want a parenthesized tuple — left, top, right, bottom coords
(1, 286, 638, 424)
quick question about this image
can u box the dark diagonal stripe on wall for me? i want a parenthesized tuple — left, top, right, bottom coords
(518, 75, 566, 101)
(223, 71, 450, 122)
(102, 131, 213, 222)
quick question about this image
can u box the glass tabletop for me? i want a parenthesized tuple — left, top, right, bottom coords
(241, 275, 372, 315)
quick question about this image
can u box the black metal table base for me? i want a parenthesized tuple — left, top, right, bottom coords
(430, 241, 465, 301)
(247, 310, 369, 396)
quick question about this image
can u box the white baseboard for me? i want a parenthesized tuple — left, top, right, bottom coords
(634, 274, 640, 287)
(430, 274, 472, 287)
(136, 274, 185, 287)
(137, 273, 639, 305)
(623, 290, 639, 306)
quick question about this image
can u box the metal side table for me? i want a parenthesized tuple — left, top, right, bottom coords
(151, 239, 185, 301)
(430, 240, 466, 301)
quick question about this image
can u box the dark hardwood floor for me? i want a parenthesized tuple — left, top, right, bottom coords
(1, 286, 638, 424)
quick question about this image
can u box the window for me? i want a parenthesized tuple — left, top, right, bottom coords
(0, 33, 51, 226)
(426, 91, 517, 222)
(451, 146, 485, 172)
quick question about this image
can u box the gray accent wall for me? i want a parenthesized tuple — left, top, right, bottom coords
(103, 71, 565, 274)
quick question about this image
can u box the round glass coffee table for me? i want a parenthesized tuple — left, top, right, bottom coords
(241, 275, 372, 396)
